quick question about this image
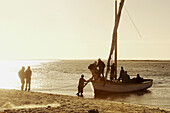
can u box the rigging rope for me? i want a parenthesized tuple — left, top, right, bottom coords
(125, 6, 142, 38)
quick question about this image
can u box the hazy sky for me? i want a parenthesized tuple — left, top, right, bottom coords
(0, 0, 170, 60)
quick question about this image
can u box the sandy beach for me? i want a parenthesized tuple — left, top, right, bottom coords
(0, 89, 169, 113)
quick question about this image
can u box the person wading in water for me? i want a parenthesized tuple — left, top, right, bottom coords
(76, 74, 88, 97)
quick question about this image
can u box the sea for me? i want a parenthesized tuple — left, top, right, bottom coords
(0, 60, 170, 109)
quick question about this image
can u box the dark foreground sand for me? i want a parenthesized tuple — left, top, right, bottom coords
(0, 89, 170, 113)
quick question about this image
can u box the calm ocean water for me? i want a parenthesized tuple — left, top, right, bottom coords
(0, 60, 170, 109)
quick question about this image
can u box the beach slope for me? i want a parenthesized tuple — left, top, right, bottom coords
(0, 89, 169, 113)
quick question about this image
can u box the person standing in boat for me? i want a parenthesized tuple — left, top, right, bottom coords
(118, 67, 125, 82)
(76, 74, 87, 97)
(25, 66, 32, 91)
(132, 74, 143, 83)
(110, 63, 116, 81)
(123, 71, 130, 83)
(88, 61, 99, 80)
(97, 58, 105, 80)
(18, 66, 26, 91)
(136, 74, 143, 83)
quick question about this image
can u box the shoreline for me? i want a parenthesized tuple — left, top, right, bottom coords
(0, 89, 170, 113)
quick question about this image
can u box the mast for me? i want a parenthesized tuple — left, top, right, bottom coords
(104, 0, 125, 83)
(115, 0, 118, 79)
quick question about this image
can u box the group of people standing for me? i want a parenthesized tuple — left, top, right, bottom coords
(88, 58, 106, 80)
(87, 58, 144, 83)
(118, 67, 130, 83)
(118, 66, 143, 84)
(87, 58, 144, 84)
(77, 59, 144, 96)
(88, 58, 117, 81)
(18, 66, 32, 91)
(77, 58, 115, 97)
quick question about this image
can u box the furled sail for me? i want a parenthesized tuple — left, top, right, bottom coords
(104, 0, 125, 83)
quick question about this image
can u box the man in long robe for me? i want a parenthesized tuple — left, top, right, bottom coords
(76, 74, 87, 97)
(118, 67, 125, 82)
(97, 58, 105, 79)
(88, 61, 99, 80)
(18, 66, 25, 91)
(25, 66, 32, 91)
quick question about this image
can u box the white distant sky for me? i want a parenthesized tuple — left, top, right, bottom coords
(0, 0, 170, 60)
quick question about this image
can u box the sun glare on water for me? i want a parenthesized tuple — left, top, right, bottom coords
(0, 61, 19, 89)
(0, 60, 44, 89)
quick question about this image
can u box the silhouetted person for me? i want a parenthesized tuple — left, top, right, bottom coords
(118, 67, 124, 82)
(132, 74, 143, 83)
(25, 66, 32, 91)
(137, 74, 143, 83)
(18, 66, 25, 91)
(77, 74, 87, 97)
(88, 61, 99, 80)
(110, 63, 116, 81)
(97, 58, 105, 79)
(124, 71, 130, 83)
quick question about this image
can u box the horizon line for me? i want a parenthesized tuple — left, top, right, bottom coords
(1, 59, 170, 61)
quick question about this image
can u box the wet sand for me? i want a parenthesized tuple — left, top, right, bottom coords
(0, 89, 169, 113)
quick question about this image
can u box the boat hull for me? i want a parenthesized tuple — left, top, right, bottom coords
(91, 79, 153, 95)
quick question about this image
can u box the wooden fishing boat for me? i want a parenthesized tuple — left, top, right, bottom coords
(91, 79, 153, 95)
(90, 0, 153, 95)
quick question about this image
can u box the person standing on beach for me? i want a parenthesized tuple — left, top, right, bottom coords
(18, 66, 25, 91)
(97, 58, 105, 79)
(77, 74, 87, 97)
(25, 66, 32, 91)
